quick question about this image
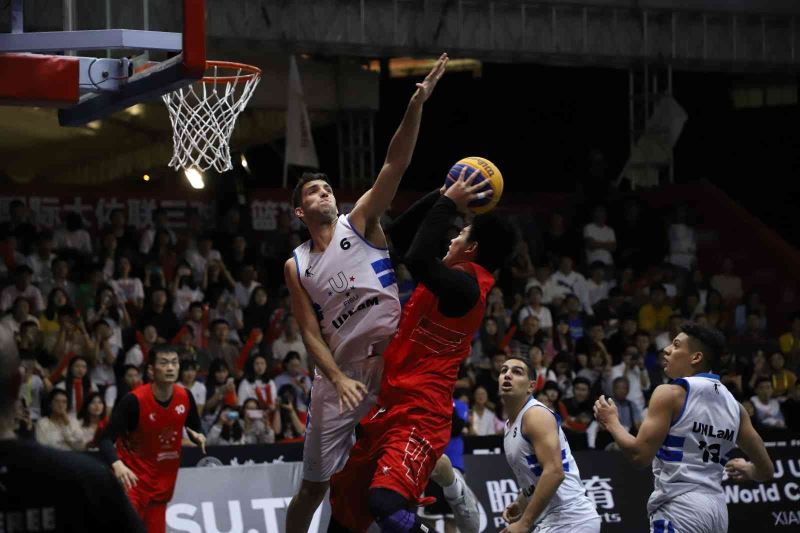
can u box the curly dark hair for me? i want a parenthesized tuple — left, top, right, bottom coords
(291, 172, 332, 208)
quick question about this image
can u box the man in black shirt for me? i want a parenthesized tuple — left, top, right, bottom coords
(0, 353, 145, 532)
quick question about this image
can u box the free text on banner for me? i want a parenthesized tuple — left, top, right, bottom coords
(166, 442, 800, 532)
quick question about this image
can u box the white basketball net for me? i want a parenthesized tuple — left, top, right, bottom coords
(162, 62, 261, 173)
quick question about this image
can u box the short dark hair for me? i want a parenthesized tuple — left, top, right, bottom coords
(681, 322, 726, 371)
(292, 172, 332, 208)
(754, 376, 772, 388)
(283, 351, 301, 366)
(503, 356, 535, 380)
(467, 213, 517, 273)
(123, 364, 141, 374)
(612, 376, 630, 388)
(573, 376, 591, 389)
(148, 344, 179, 366)
(211, 318, 229, 329)
(180, 359, 199, 373)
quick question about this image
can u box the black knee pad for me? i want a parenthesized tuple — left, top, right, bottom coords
(368, 488, 408, 520)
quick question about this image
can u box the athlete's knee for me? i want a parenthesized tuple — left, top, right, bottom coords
(430, 454, 453, 485)
(368, 488, 430, 533)
(295, 480, 329, 503)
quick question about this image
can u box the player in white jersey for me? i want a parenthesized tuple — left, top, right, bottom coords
(499, 356, 601, 533)
(284, 53, 449, 533)
(594, 322, 774, 533)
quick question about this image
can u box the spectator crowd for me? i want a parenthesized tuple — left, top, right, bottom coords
(3, 192, 799, 454)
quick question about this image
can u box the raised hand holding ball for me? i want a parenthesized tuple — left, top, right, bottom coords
(444, 156, 504, 214)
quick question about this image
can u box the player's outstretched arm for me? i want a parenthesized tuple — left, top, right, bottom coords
(349, 53, 448, 229)
(284, 258, 367, 413)
(594, 384, 679, 467)
(502, 407, 566, 532)
(725, 403, 775, 482)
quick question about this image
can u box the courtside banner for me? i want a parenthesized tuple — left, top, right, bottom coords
(166, 463, 332, 533)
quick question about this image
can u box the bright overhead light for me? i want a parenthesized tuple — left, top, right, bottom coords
(184, 168, 205, 190)
(86, 120, 102, 130)
(240, 153, 250, 172)
(126, 103, 145, 117)
(142, 174, 151, 182)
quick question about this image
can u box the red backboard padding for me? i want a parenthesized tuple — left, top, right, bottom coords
(0, 53, 80, 106)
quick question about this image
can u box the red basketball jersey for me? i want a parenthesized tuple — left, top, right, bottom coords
(116, 383, 190, 502)
(380, 261, 494, 415)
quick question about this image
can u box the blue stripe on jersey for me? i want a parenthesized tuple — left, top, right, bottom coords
(561, 449, 567, 460)
(656, 448, 683, 462)
(378, 271, 396, 288)
(525, 454, 543, 476)
(371, 258, 393, 274)
(663, 434, 686, 447)
(292, 251, 302, 284)
(668, 522, 675, 533)
(653, 519, 665, 533)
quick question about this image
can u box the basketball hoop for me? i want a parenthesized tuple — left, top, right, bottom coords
(162, 60, 261, 173)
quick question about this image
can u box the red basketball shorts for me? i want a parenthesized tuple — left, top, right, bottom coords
(329, 404, 451, 532)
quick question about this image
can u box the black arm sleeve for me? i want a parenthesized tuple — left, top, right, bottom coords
(385, 189, 441, 259)
(184, 392, 203, 434)
(98, 393, 139, 465)
(404, 196, 480, 317)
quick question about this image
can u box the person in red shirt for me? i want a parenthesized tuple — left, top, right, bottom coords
(99, 345, 206, 533)
(329, 170, 517, 532)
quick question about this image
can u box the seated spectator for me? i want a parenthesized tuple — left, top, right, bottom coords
(704, 289, 728, 331)
(778, 313, 800, 370)
(469, 385, 503, 436)
(273, 352, 312, 409)
(510, 315, 546, 357)
(653, 314, 684, 356)
(109, 256, 144, 311)
(276, 384, 307, 442)
(750, 378, 786, 429)
(35, 389, 84, 451)
(95, 232, 117, 281)
(575, 320, 606, 357)
(475, 353, 506, 409)
(538, 381, 561, 410)
(202, 259, 236, 299)
(586, 262, 612, 307)
(206, 319, 242, 373)
(74, 266, 105, 316)
(138, 287, 180, 341)
(606, 314, 637, 363)
(486, 287, 512, 330)
(607, 345, 650, 412)
(104, 365, 141, 416)
(54, 212, 92, 256)
(471, 316, 503, 365)
(594, 377, 643, 450)
(242, 286, 270, 339)
(90, 320, 118, 389)
(124, 324, 158, 368)
(104, 208, 139, 257)
(550, 353, 576, 399)
(179, 360, 206, 416)
(183, 301, 208, 349)
(187, 233, 222, 282)
(0, 298, 37, 359)
(734, 291, 767, 334)
(26, 231, 57, 286)
(550, 256, 593, 315)
(18, 358, 50, 424)
(559, 377, 594, 451)
(747, 349, 772, 396)
(666, 204, 697, 271)
(207, 404, 246, 446)
(39, 288, 69, 342)
(271, 314, 308, 370)
(233, 264, 262, 310)
(525, 264, 559, 306)
(677, 290, 703, 321)
(76, 392, 107, 449)
(145, 228, 178, 284)
(240, 398, 278, 444)
(85, 285, 128, 349)
(207, 289, 243, 336)
(731, 312, 770, 356)
(54, 356, 97, 417)
(237, 353, 278, 410)
(1, 265, 44, 314)
(139, 207, 176, 255)
(583, 206, 616, 267)
(542, 212, 581, 266)
(172, 272, 204, 320)
(509, 241, 536, 295)
(577, 348, 611, 397)
(529, 346, 556, 393)
(202, 359, 236, 433)
(592, 287, 633, 327)
(710, 257, 743, 307)
(781, 382, 800, 432)
(51, 306, 93, 361)
(545, 315, 575, 359)
(517, 285, 553, 333)
(564, 294, 586, 341)
(638, 284, 673, 334)
(17, 319, 51, 369)
(769, 352, 797, 398)
(717, 350, 747, 399)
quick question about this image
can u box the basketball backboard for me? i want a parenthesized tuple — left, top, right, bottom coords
(0, 0, 205, 126)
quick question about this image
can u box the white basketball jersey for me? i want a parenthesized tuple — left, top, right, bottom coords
(648, 373, 741, 514)
(293, 215, 401, 366)
(504, 397, 598, 527)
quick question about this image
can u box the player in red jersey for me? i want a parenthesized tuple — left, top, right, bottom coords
(99, 345, 206, 533)
(329, 169, 517, 532)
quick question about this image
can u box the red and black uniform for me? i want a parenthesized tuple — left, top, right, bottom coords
(99, 383, 202, 533)
(330, 192, 494, 532)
